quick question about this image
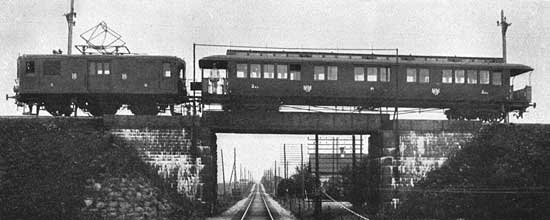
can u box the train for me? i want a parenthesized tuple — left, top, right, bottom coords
(10, 49, 534, 121)
(199, 50, 534, 121)
(12, 54, 186, 116)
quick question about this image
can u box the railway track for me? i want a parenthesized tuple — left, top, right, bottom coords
(239, 183, 274, 220)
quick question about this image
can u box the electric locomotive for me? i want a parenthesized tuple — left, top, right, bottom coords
(199, 50, 533, 121)
(12, 54, 186, 116)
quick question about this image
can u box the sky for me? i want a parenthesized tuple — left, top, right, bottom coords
(1, 0, 549, 181)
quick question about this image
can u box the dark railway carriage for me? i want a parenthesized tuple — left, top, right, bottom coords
(14, 54, 186, 116)
(199, 50, 533, 121)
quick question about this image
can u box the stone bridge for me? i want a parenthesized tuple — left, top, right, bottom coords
(101, 112, 482, 211)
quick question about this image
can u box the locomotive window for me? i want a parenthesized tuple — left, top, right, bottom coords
(163, 63, 171, 77)
(492, 72, 502, 85)
(236, 64, 247, 78)
(442, 69, 453, 83)
(263, 64, 274, 79)
(276, 65, 288, 79)
(419, 69, 429, 83)
(380, 67, 390, 82)
(480, 70, 490, 84)
(314, 66, 325, 80)
(354, 67, 364, 81)
(250, 64, 261, 78)
(454, 69, 465, 84)
(25, 61, 35, 74)
(328, 66, 338, 80)
(367, 67, 377, 82)
(289, 64, 301, 81)
(467, 70, 477, 84)
(406, 68, 417, 82)
(43, 60, 61, 75)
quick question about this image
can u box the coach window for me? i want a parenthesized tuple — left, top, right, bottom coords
(263, 64, 274, 79)
(104, 63, 111, 75)
(492, 72, 502, 85)
(380, 67, 390, 82)
(97, 63, 104, 75)
(367, 67, 377, 82)
(467, 70, 477, 84)
(276, 65, 288, 79)
(289, 64, 301, 80)
(354, 67, 364, 81)
(43, 60, 61, 75)
(236, 64, 247, 78)
(25, 61, 35, 74)
(328, 66, 338, 80)
(163, 63, 171, 77)
(442, 69, 452, 83)
(250, 64, 261, 78)
(419, 69, 429, 83)
(480, 70, 490, 84)
(406, 68, 417, 82)
(314, 66, 325, 80)
(455, 69, 465, 84)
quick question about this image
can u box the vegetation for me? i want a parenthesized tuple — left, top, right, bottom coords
(0, 119, 206, 219)
(393, 124, 550, 219)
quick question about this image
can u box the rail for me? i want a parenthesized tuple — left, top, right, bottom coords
(240, 183, 274, 220)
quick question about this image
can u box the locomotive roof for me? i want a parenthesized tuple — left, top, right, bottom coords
(18, 54, 185, 63)
(199, 50, 533, 76)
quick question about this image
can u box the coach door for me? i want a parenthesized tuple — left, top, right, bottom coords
(87, 60, 112, 93)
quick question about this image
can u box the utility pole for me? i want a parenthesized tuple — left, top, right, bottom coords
(221, 149, 226, 196)
(332, 137, 335, 179)
(314, 134, 321, 217)
(283, 144, 287, 179)
(65, 0, 76, 55)
(497, 9, 511, 63)
(497, 10, 511, 123)
(274, 160, 277, 195)
(352, 134, 357, 206)
(229, 148, 236, 190)
(301, 144, 305, 198)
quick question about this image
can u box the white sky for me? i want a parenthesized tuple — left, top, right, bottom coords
(1, 0, 550, 181)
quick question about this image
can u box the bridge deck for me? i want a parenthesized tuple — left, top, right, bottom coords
(202, 111, 389, 134)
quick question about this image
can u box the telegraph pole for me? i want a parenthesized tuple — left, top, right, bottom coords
(301, 144, 305, 198)
(220, 149, 226, 196)
(283, 144, 287, 179)
(274, 160, 277, 195)
(314, 134, 321, 217)
(65, 0, 76, 55)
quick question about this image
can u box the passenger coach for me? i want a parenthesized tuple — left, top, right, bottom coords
(14, 54, 186, 116)
(199, 50, 533, 121)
